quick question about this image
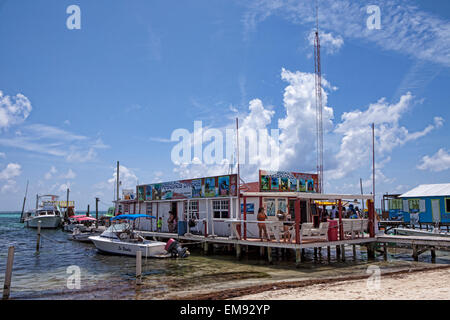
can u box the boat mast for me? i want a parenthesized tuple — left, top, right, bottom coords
(19, 180, 29, 223)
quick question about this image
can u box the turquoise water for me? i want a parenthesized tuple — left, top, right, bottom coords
(1, 212, 449, 299)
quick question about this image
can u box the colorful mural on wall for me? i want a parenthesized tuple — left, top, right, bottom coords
(136, 174, 238, 201)
(259, 170, 319, 193)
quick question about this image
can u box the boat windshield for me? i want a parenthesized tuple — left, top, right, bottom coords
(106, 223, 130, 233)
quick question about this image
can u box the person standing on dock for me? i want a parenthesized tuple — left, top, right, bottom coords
(330, 205, 337, 220)
(157, 217, 163, 232)
(257, 207, 270, 242)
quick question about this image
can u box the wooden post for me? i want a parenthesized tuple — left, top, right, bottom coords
(267, 247, 273, 264)
(136, 250, 142, 285)
(412, 244, 418, 261)
(95, 197, 99, 228)
(313, 247, 318, 260)
(341, 244, 345, 261)
(236, 244, 242, 260)
(336, 245, 341, 260)
(260, 246, 265, 258)
(2, 246, 14, 300)
(368, 199, 375, 238)
(66, 188, 70, 220)
(367, 243, 375, 259)
(383, 243, 387, 261)
(338, 199, 343, 240)
(86, 204, 90, 217)
(327, 246, 331, 262)
(36, 220, 41, 252)
(203, 241, 209, 255)
(431, 247, 436, 262)
(295, 249, 302, 267)
(353, 244, 357, 260)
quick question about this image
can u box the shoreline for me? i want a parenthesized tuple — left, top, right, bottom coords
(175, 265, 450, 300)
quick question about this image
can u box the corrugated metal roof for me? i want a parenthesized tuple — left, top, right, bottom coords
(399, 184, 450, 197)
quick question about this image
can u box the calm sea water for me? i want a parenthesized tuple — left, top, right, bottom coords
(1, 212, 449, 299)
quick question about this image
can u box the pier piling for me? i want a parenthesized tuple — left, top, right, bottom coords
(341, 244, 346, 261)
(383, 243, 387, 261)
(2, 246, 14, 300)
(295, 249, 302, 267)
(336, 245, 341, 260)
(136, 250, 142, 285)
(353, 245, 357, 260)
(36, 221, 41, 252)
(236, 244, 242, 260)
(267, 247, 273, 264)
(327, 246, 331, 262)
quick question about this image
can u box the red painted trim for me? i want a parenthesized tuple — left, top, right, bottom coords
(338, 199, 343, 240)
(295, 199, 301, 244)
(243, 196, 247, 240)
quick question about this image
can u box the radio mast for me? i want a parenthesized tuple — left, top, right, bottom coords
(314, 0, 324, 193)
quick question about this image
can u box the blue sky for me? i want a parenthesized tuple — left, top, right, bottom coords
(0, 0, 449, 210)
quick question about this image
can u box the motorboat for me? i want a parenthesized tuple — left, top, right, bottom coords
(89, 214, 189, 258)
(69, 226, 103, 243)
(394, 227, 450, 238)
(63, 215, 97, 232)
(23, 195, 63, 229)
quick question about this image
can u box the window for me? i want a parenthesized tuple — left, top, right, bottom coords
(264, 198, 276, 216)
(146, 203, 152, 215)
(408, 199, 420, 213)
(213, 200, 229, 219)
(184, 201, 199, 220)
(389, 199, 403, 210)
(446, 198, 450, 213)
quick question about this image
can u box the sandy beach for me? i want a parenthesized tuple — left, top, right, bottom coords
(235, 267, 450, 300)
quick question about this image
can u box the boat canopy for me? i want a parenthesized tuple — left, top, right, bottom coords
(111, 214, 156, 220)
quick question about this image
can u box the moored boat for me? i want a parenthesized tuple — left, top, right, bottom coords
(394, 227, 450, 238)
(89, 214, 189, 258)
(23, 195, 63, 229)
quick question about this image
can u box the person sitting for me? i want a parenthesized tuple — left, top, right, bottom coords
(257, 207, 270, 242)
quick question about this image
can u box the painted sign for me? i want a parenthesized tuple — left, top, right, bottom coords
(259, 170, 319, 193)
(240, 203, 255, 214)
(122, 189, 135, 200)
(137, 174, 238, 201)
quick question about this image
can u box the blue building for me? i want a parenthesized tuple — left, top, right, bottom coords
(391, 184, 450, 224)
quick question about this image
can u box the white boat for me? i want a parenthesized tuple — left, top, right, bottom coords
(23, 195, 63, 229)
(69, 226, 103, 243)
(394, 227, 450, 238)
(89, 215, 168, 257)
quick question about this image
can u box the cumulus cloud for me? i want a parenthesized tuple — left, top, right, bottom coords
(417, 149, 450, 172)
(173, 68, 442, 190)
(107, 165, 138, 190)
(61, 169, 76, 179)
(44, 166, 58, 180)
(0, 91, 32, 130)
(330, 92, 442, 180)
(0, 163, 21, 180)
(307, 30, 344, 54)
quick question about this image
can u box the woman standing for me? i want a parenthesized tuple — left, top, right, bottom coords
(257, 207, 270, 241)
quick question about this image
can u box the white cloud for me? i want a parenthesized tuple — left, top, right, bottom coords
(173, 68, 442, 191)
(307, 30, 344, 54)
(0, 91, 32, 130)
(61, 169, 76, 179)
(1, 180, 18, 193)
(105, 165, 138, 190)
(44, 166, 57, 180)
(330, 92, 442, 180)
(417, 148, 450, 172)
(0, 163, 21, 180)
(242, 0, 450, 67)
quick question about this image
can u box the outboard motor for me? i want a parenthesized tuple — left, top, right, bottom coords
(165, 238, 190, 258)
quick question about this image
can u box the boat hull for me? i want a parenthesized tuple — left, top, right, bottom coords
(24, 216, 62, 229)
(89, 236, 167, 257)
(394, 227, 450, 238)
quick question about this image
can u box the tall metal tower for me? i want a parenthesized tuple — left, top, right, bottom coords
(314, 0, 324, 193)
